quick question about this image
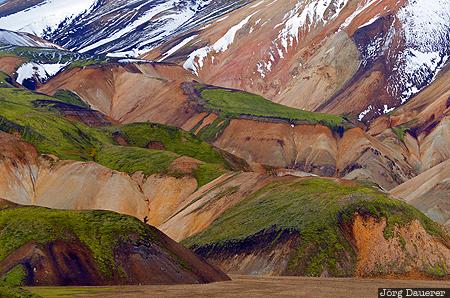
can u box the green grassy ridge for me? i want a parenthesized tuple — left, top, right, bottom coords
(184, 178, 448, 277)
(0, 88, 108, 160)
(0, 205, 157, 279)
(192, 163, 227, 187)
(52, 90, 90, 108)
(196, 115, 231, 143)
(0, 72, 14, 88)
(96, 145, 179, 177)
(196, 87, 349, 130)
(0, 85, 228, 185)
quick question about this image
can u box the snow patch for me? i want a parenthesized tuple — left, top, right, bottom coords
(184, 12, 257, 75)
(389, 0, 450, 103)
(158, 35, 198, 62)
(279, 0, 349, 51)
(255, 0, 350, 79)
(358, 105, 373, 121)
(339, 0, 381, 30)
(0, 0, 97, 36)
(358, 15, 381, 28)
(117, 59, 152, 64)
(16, 62, 69, 85)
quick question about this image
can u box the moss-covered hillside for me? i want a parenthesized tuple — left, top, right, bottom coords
(184, 178, 448, 277)
(0, 200, 228, 286)
(0, 76, 239, 186)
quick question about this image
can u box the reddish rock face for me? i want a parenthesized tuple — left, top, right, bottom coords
(0, 241, 103, 286)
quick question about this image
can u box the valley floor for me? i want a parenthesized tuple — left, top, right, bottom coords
(28, 275, 450, 298)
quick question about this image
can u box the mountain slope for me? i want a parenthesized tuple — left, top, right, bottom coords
(391, 160, 450, 226)
(146, 0, 449, 122)
(0, 72, 249, 223)
(0, 66, 448, 281)
(0, 29, 62, 49)
(0, 0, 249, 57)
(0, 199, 229, 286)
(39, 65, 420, 190)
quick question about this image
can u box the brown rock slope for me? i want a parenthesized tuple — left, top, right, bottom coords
(0, 131, 148, 219)
(0, 78, 248, 226)
(391, 160, 450, 226)
(38, 63, 449, 235)
(369, 66, 450, 173)
(368, 67, 450, 224)
(0, 56, 25, 76)
(38, 62, 199, 126)
(0, 199, 229, 286)
(213, 119, 415, 190)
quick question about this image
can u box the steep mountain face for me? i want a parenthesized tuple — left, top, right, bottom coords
(0, 77, 249, 225)
(146, 0, 449, 121)
(371, 66, 450, 226)
(0, 68, 449, 281)
(36, 59, 449, 237)
(0, 199, 229, 286)
(0, 0, 248, 57)
(391, 160, 450, 226)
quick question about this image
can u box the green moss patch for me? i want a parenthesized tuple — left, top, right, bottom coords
(0, 281, 40, 298)
(52, 90, 89, 108)
(392, 124, 410, 141)
(198, 87, 348, 130)
(108, 122, 225, 165)
(96, 145, 178, 177)
(2, 265, 27, 287)
(193, 163, 226, 187)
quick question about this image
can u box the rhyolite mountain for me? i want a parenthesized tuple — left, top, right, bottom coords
(145, 0, 449, 122)
(0, 63, 448, 279)
(0, 0, 448, 120)
(0, 0, 249, 57)
(0, 0, 449, 282)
